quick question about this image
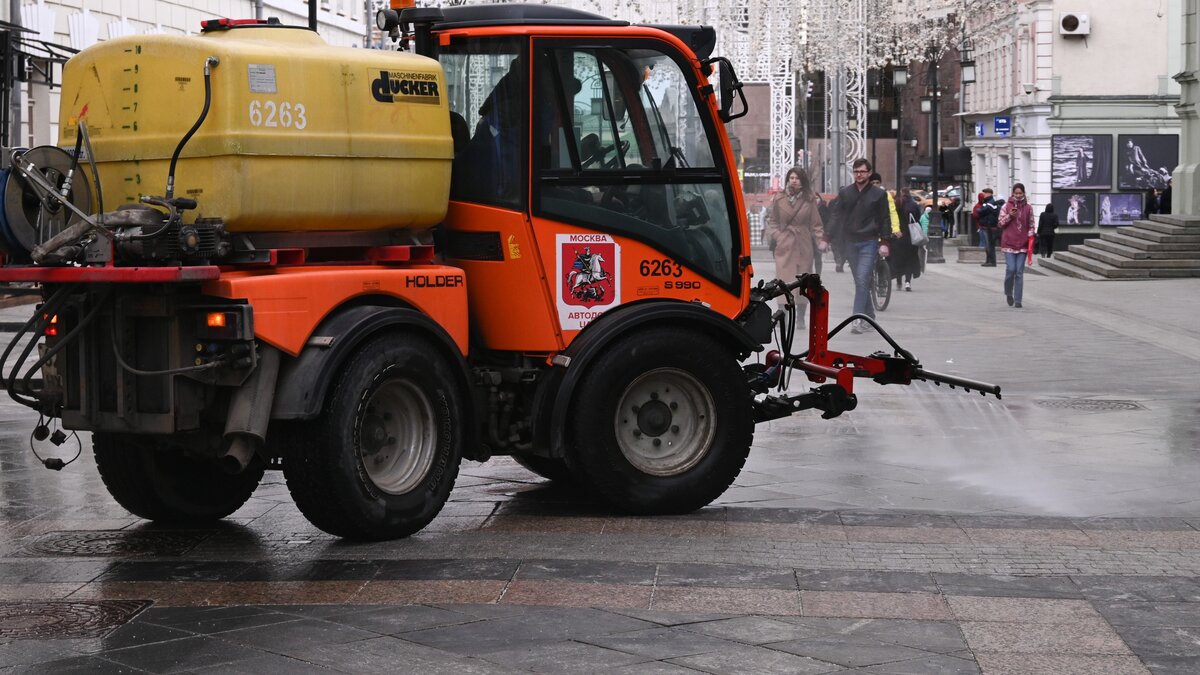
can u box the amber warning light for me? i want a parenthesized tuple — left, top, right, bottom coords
(206, 312, 227, 328)
(390, 0, 415, 8)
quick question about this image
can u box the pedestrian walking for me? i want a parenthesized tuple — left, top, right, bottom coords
(997, 183, 1035, 308)
(1159, 177, 1173, 214)
(1037, 203, 1059, 259)
(976, 189, 1000, 266)
(891, 188, 923, 292)
(763, 167, 825, 328)
(830, 159, 892, 333)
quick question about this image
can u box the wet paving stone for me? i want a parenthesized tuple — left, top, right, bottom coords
(1093, 601, 1200, 628)
(501, 580, 652, 610)
(14, 530, 212, 558)
(794, 569, 939, 595)
(320, 604, 476, 635)
(655, 562, 799, 589)
(373, 558, 519, 581)
(933, 573, 1084, 599)
(2, 264, 1200, 672)
(515, 559, 657, 585)
(959, 617, 1131, 655)
(666, 642, 843, 675)
(233, 559, 381, 582)
(98, 560, 252, 583)
(400, 606, 658, 657)
(769, 635, 933, 668)
(0, 599, 149, 640)
(1072, 575, 1200, 603)
(581, 625, 743, 660)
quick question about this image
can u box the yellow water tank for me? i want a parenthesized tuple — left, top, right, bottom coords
(58, 25, 451, 232)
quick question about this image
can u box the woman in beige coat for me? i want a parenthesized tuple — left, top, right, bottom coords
(763, 167, 825, 327)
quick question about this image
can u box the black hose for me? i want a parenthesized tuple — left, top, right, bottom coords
(18, 288, 112, 399)
(165, 56, 219, 200)
(1, 285, 74, 408)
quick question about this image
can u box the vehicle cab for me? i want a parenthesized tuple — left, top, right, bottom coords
(388, 5, 751, 353)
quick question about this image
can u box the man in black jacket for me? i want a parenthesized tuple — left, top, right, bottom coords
(831, 158, 892, 333)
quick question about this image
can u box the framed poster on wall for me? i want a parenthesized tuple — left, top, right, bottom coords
(1051, 135, 1112, 190)
(1051, 192, 1096, 227)
(1098, 193, 1142, 226)
(1117, 135, 1178, 190)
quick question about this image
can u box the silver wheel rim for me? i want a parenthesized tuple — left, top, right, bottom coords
(614, 368, 716, 476)
(358, 377, 437, 495)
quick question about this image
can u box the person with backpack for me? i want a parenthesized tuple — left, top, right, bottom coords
(977, 188, 1001, 267)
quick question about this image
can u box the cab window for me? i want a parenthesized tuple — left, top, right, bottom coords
(533, 41, 737, 288)
(441, 38, 527, 209)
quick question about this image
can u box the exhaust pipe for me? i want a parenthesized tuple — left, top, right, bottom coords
(220, 344, 280, 474)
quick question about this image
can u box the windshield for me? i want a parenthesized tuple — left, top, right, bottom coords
(532, 41, 737, 288)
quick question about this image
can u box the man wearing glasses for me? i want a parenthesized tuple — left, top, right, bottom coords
(831, 158, 892, 334)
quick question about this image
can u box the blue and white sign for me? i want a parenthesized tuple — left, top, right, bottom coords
(975, 122, 985, 137)
(994, 116, 1011, 137)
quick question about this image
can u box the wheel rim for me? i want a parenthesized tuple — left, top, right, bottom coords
(614, 368, 716, 476)
(358, 377, 437, 495)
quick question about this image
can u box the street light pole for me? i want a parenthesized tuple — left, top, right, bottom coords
(926, 49, 945, 263)
(892, 64, 907, 194)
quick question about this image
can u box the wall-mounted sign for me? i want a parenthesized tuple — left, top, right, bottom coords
(975, 122, 985, 137)
(994, 116, 1011, 137)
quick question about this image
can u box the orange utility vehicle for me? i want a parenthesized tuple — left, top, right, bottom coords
(0, 5, 998, 540)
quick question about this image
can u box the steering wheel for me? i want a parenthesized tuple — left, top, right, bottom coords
(581, 137, 631, 169)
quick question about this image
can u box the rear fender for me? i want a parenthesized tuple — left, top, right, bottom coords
(272, 306, 474, 437)
(533, 301, 758, 458)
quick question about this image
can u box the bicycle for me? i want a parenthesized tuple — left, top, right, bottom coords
(870, 252, 891, 312)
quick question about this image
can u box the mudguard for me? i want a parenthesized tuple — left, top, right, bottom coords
(532, 301, 759, 458)
(272, 305, 474, 433)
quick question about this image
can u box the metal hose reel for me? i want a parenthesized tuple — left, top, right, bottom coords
(1, 146, 93, 257)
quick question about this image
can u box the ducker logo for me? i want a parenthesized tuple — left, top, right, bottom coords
(370, 70, 441, 104)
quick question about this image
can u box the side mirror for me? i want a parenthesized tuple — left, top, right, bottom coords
(705, 57, 748, 122)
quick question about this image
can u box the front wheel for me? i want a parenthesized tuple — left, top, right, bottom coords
(283, 333, 465, 540)
(93, 433, 264, 523)
(871, 257, 892, 312)
(565, 327, 753, 514)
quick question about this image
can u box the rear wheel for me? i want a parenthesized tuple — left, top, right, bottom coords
(871, 257, 892, 312)
(283, 333, 464, 540)
(93, 433, 264, 523)
(565, 327, 752, 514)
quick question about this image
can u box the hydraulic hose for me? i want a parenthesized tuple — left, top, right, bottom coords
(165, 56, 219, 200)
(0, 284, 74, 408)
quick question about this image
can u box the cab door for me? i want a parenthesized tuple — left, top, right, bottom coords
(439, 36, 565, 352)
(528, 38, 744, 336)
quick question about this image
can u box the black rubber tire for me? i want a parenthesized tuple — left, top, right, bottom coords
(871, 257, 892, 312)
(513, 455, 577, 483)
(282, 333, 464, 541)
(92, 433, 264, 523)
(564, 326, 753, 514)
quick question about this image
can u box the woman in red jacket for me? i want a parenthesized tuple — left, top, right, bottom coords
(997, 183, 1035, 308)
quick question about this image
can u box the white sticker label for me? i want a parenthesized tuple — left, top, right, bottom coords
(248, 64, 277, 93)
(556, 233, 621, 331)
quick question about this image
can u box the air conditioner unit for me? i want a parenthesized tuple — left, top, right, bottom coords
(1059, 12, 1090, 36)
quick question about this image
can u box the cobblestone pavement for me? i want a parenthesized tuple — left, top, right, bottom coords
(0, 247, 1197, 674)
